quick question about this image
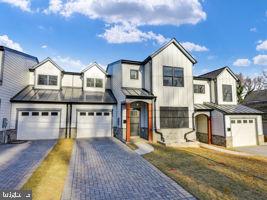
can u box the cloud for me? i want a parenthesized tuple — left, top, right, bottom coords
(99, 23, 169, 44)
(253, 54, 267, 65)
(180, 41, 208, 52)
(53, 56, 85, 71)
(0, 0, 31, 12)
(41, 45, 48, 49)
(43, 0, 62, 14)
(0, 35, 23, 51)
(233, 58, 251, 67)
(249, 27, 257, 32)
(256, 40, 267, 51)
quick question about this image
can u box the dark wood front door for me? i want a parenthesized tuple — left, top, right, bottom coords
(130, 109, 140, 136)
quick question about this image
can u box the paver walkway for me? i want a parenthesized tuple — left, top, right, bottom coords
(62, 138, 195, 200)
(0, 140, 56, 189)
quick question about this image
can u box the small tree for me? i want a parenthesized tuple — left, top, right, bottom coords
(236, 73, 265, 103)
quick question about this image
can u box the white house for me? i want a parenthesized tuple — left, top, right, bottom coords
(0, 38, 265, 147)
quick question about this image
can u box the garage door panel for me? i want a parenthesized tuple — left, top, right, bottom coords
(77, 111, 112, 138)
(231, 118, 257, 147)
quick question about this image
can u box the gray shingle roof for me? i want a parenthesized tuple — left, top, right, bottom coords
(121, 87, 155, 99)
(11, 86, 117, 104)
(204, 102, 262, 114)
(199, 67, 227, 79)
(243, 89, 267, 104)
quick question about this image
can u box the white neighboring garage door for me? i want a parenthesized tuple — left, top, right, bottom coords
(231, 118, 257, 147)
(17, 111, 60, 140)
(77, 110, 112, 138)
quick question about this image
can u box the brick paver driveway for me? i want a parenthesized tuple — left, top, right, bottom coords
(0, 140, 55, 189)
(62, 138, 195, 200)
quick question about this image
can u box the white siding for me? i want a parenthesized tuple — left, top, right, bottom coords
(0, 50, 37, 131)
(210, 80, 216, 103)
(143, 61, 151, 91)
(83, 65, 106, 92)
(216, 69, 237, 105)
(152, 42, 194, 129)
(193, 79, 210, 104)
(62, 74, 82, 87)
(34, 60, 61, 90)
(211, 110, 225, 136)
(29, 72, 34, 85)
(122, 63, 142, 88)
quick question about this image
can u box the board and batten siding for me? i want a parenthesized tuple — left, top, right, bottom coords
(62, 74, 82, 88)
(152, 42, 194, 129)
(143, 61, 152, 92)
(121, 63, 142, 88)
(83, 66, 107, 92)
(0, 50, 37, 131)
(193, 79, 211, 104)
(216, 69, 237, 105)
(211, 110, 225, 136)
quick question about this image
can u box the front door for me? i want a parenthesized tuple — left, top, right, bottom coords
(130, 109, 140, 136)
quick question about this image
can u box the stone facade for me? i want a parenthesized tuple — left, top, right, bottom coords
(213, 135, 227, 146)
(0, 129, 17, 144)
(196, 132, 208, 143)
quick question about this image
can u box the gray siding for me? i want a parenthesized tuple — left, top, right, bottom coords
(0, 50, 37, 131)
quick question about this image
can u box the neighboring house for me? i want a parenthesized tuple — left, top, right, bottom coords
(243, 89, 267, 141)
(0, 46, 38, 142)
(0, 38, 264, 147)
(10, 58, 116, 140)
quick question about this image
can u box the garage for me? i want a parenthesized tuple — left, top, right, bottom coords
(231, 118, 257, 147)
(77, 110, 112, 138)
(17, 111, 60, 140)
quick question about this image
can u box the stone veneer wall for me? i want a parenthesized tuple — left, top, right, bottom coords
(196, 132, 208, 143)
(114, 127, 125, 142)
(0, 129, 17, 143)
(213, 135, 227, 147)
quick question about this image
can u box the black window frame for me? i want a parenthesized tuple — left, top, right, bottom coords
(163, 66, 184, 87)
(130, 69, 139, 80)
(160, 107, 189, 128)
(32, 112, 39, 116)
(86, 78, 95, 87)
(41, 112, 49, 116)
(222, 84, 233, 102)
(96, 112, 102, 116)
(21, 112, 29, 116)
(37, 75, 58, 86)
(194, 84, 205, 94)
(51, 112, 58, 116)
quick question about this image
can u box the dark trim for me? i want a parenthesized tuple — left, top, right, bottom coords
(0, 48, 6, 86)
(121, 59, 143, 65)
(63, 71, 82, 75)
(225, 113, 263, 115)
(65, 104, 69, 138)
(125, 95, 155, 100)
(193, 76, 211, 81)
(69, 104, 72, 138)
(0, 46, 38, 62)
(10, 100, 117, 104)
(195, 108, 213, 111)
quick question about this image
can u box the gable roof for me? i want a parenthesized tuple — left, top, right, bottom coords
(147, 38, 197, 64)
(198, 66, 238, 81)
(82, 62, 107, 75)
(243, 89, 267, 104)
(30, 57, 64, 72)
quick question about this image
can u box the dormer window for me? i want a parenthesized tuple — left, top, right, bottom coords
(38, 75, 58, 86)
(130, 70, 139, 80)
(86, 78, 103, 88)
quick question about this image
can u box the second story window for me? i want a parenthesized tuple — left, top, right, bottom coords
(38, 75, 58, 86)
(222, 84, 233, 102)
(194, 84, 205, 94)
(163, 66, 184, 87)
(130, 69, 139, 80)
(86, 78, 103, 88)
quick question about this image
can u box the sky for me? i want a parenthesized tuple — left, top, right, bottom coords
(0, 0, 267, 77)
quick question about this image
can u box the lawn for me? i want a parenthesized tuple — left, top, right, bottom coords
(143, 144, 267, 200)
(22, 139, 74, 200)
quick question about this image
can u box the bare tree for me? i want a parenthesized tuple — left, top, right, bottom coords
(263, 70, 267, 89)
(236, 73, 265, 103)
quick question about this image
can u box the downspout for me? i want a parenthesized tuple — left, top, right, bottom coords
(153, 98, 165, 142)
(65, 104, 69, 138)
(184, 111, 196, 142)
(69, 104, 72, 138)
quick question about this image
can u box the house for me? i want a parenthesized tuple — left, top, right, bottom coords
(0, 46, 38, 142)
(0, 38, 265, 147)
(243, 89, 267, 141)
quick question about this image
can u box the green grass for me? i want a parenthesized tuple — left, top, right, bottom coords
(143, 144, 267, 200)
(22, 139, 74, 200)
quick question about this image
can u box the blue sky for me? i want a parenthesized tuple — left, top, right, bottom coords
(0, 0, 267, 77)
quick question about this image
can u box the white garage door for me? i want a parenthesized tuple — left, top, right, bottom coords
(17, 111, 60, 140)
(231, 118, 257, 147)
(77, 111, 112, 138)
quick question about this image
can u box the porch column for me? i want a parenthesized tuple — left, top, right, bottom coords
(208, 117, 212, 144)
(126, 103, 131, 142)
(147, 103, 153, 142)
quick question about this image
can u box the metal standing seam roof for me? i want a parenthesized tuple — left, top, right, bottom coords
(11, 86, 117, 104)
(204, 102, 263, 114)
(121, 87, 155, 99)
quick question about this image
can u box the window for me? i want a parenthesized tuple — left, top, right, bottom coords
(32, 112, 39, 116)
(237, 120, 242, 124)
(163, 66, 184, 87)
(231, 120, 235, 124)
(130, 70, 139, 80)
(243, 120, 248, 123)
(104, 112, 110, 116)
(21, 112, 29, 116)
(95, 78, 103, 88)
(42, 112, 49, 116)
(222, 84, 232, 102)
(194, 84, 205, 94)
(88, 112, 94, 116)
(51, 112, 58, 116)
(80, 112, 86, 116)
(249, 120, 253, 123)
(160, 107, 189, 128)
(96, 112, 102, 116)
(38, 75, 58, 86)
(87, 78, 94, 87)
